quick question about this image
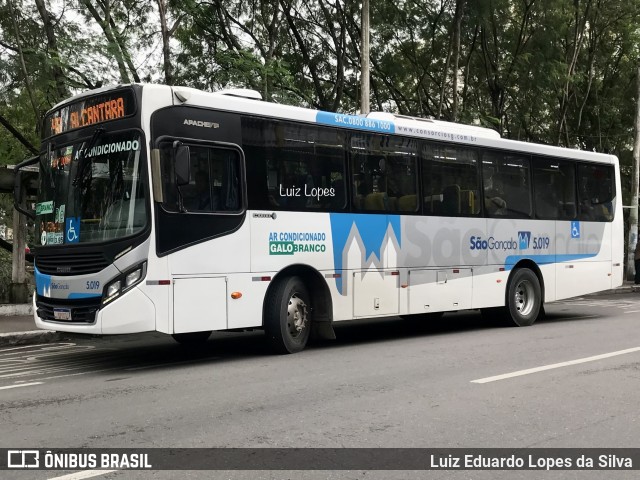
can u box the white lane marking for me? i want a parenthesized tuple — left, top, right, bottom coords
(48, 470, 117, 480)
(0, 381, 43, 390)
(0, 343, 77, 355)
(471, 347, 640, 384)
(625, 310, 640, 313)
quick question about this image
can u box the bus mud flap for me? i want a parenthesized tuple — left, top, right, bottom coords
(311, 316, 336, 340)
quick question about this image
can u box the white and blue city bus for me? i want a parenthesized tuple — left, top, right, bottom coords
(16, 84, 623, 353)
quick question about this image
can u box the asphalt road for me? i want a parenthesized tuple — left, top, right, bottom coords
(1, 293, 640, 480)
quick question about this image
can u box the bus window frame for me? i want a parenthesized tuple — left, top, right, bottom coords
(241, 116, 349, 213)
(419, 139, 482, 218)
(576, 161, 615, 222)
(480, 149, 533, 219)
(531, 156, 577, 221)
(154, 135, 247, 216)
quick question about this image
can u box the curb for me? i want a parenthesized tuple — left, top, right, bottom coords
(0, 304, 32, 316)
(0, 330, 61, 347)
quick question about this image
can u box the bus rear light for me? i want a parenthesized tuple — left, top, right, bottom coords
(231, 292, 242, 299)
(252, 276, 272, 282)
(496, 279, 502, 283)
(324, 273, 342, 279)
(159, 280, 171, 285)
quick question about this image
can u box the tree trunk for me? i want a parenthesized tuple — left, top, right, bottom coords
(626, 65, 640, 281)
(451, 0, 465, 122)
(7, 0, 40, 128)
(34, 0, 69, 101)
(10, 189, 27, 304)
(360, 0, 370, 114)
(81, 0, 131, 83)
(157, 0, 172, 85)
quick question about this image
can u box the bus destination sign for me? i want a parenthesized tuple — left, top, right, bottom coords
(44, 89, 136, 138)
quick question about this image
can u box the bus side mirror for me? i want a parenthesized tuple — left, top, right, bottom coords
(174, 142, 191, 186)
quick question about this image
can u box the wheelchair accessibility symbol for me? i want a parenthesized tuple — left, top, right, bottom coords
(65, 217, 80, 243)
(571, 221, 580, 239)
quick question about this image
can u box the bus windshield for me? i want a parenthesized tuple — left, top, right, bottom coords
(36, 130, 147, 246)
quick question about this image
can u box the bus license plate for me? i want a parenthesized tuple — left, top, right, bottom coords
(53, 308, 72, 321)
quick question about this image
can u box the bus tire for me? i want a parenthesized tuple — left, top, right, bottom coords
(172, 331, 212, 345)
(264, 276, 311, 354)
(505, 268, 541, 327)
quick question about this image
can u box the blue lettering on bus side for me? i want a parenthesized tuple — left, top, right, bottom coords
(316, 111, 395, 134)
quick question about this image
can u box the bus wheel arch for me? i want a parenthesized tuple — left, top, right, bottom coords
(263, 265, 334, 354)
(503, 260, 544, 326)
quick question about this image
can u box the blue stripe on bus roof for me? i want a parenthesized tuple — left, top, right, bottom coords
(316, 111, 395, 134)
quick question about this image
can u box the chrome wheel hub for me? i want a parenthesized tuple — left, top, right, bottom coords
(287, 293, 308, 338)
(514, 280, 535, 316)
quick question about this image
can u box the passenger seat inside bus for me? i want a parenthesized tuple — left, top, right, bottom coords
(364, 192, 389, 211)
(442, 184, 461, 215)
(398, 195, 417, 212)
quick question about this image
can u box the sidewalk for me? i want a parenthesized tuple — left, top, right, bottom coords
(1, 283, 638, 347)
(0, 305, 61, 346)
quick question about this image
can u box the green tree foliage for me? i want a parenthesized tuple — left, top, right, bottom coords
(0, 0, 638, 167)
(1, 0, 638, 291)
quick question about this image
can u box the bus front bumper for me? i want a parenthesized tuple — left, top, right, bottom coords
(33, 286, 156, 335)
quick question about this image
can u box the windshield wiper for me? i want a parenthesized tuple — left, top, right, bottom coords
(73, 127, 104, 186)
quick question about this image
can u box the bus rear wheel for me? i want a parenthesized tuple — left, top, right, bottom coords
(264, 276, 311, 354)
(505, 268, 541, 327)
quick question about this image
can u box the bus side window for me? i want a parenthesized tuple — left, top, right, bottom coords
(533, 158, 575, 220)
(241, 117, 347, 212)
(159, 143, 241, 213)
(482, 152, 531, 218)
(577, 164, 614, 222)
(422, 143, 480, 217)
(351, 134, 418, 212)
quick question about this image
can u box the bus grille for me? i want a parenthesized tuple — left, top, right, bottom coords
(36, 296, 101, 324)
(36, 252, 109, 276)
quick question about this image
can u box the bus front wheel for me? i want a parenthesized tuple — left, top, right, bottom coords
(505, 268, 541, 327)
(264, 276, 311, 354)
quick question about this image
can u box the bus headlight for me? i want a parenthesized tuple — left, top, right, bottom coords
(126, 269, 142, 287)
(103, 262, 147, 305)
(106, 281, 121, 299)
